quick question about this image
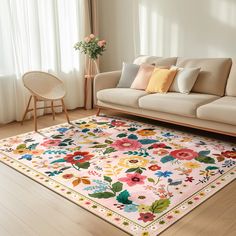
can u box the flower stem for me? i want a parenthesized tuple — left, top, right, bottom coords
(72, 164, 80, 171)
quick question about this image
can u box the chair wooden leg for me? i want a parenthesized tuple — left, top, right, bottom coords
(51, 101, 55, 120)
(33, 96, 38, 132)
(61, 99, 70, 123)
(21, 95, 32, 125)
(96, 108, 101, 116)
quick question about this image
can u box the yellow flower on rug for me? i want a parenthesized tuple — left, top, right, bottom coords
(118, 155, 148, 168)
(79, 123, 97, 129)
(183, 162, 201, 169)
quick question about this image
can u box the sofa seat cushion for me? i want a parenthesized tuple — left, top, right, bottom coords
(139, 92, 219, 117)
(197, 96, 236, 125)
(97, 88, 148, 108)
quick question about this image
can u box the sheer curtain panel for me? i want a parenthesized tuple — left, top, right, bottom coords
(0, 0, 90, 124)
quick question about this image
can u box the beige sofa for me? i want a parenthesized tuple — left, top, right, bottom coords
(94, 56, 236, 137)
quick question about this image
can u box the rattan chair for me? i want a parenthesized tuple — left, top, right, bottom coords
(21, 71, 70, 131)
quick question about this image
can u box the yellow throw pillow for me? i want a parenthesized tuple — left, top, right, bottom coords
(146, 68, 177, 93)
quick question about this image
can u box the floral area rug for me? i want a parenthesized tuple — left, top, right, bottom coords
(0, 115, 235, 236)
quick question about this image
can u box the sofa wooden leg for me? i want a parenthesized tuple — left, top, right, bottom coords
(96, 108, 101, 116)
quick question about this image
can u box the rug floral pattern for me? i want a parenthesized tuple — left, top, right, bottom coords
(0, 115, 235, 236)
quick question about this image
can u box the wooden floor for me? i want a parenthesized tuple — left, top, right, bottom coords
(0, 109, 235, 236)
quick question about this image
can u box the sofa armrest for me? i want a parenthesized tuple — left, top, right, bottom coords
(93, 70, 121, 105)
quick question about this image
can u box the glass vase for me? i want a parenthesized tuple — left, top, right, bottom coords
(86, 57, 100, 78)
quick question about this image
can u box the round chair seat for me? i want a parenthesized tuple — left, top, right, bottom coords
(21, 71, 70, 131)
(22, 71, 66, 100)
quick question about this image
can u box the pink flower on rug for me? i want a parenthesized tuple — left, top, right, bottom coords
(118, 173, 146, 186)
(111, 138, 142, 151)
(41, 139, 61, 147)
(138, 212, 155, 222)
(170, 149, 198, 160)
(111, 120, 126, 127)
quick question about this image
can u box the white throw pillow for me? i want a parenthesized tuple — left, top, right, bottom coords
(169, 66, 201, 94)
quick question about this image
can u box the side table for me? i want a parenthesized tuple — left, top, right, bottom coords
(84, 75, 95, 110)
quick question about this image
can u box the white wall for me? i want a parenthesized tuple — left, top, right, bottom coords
(98, 0, 136, 71)
(98, 0, 236, 71)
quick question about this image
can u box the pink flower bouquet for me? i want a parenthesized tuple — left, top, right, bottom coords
(74, 34, 106, 60)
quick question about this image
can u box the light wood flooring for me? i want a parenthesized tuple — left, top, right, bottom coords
(0, 108, 235, 236)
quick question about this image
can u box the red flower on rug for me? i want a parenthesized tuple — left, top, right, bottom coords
(111, 138, 142, 151)
(170, 149, 198, 160)
(151, 143, 167, 148)
(41, 139, 61, 147)
(62, 174, 74, 179)
(138, 212, 155, 222)
(221, 151, 236, 159)
(64, 151, 94, 164)
(111, 120, 126, 127)
(118, 173, 147, 186)
(148, 164, 161, 171)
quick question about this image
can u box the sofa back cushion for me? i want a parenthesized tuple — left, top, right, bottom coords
(226, 58, 236, 96)
(146, 68, 177, 93)
(131, 64, 155, 90)
(176, 58, 232, 96)
(133, 56, 177, 67)
(169, 66, 201, 94)
(117, 62, 140, 88)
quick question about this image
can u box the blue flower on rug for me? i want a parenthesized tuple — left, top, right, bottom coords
(19, 154, 33, 161)
(124, 204, 138, 213)
(155, 171, 173, 178)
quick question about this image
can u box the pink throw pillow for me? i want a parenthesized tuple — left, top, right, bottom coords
(131, 64, 155, 90)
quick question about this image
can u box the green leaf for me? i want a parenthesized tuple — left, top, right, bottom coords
(16, 144, 26, 150)
(58, 142, 67, 146)
(150, 199, 170, 213)
(195, 156, 215, 164)
(51, 134, 64, 139)
(96, 122, 109, 125)
(169, 180, 182, 186)
(104, 176, 112, 182)
(117, 133, 127, 138)
(136, 168, 143, 174)
(28, 143, 39, 150)
(103, 147, 116, 154)
(206, 166, 219, 170)
(62, 138, 72, 142)
(128, 134, 138, 140)
(75, 162, 90, 169)
(89, 192, 115, 199)
(104, 139, 113, 144)
(116, 190, 132, 204)
(87, 132, 96, 136)
(148, 178, 155, 183)
(50, 158, 66, 164)
(126, 167, 139, 173)
(128, 127, 137, 132)
(199, 150, 211, 156)
(139, 139, 157, 145)
(90, 144, 107, 148)
(160, 155, 175, 163)
(112, 182, 123, 192)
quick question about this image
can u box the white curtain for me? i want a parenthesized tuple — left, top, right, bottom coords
(0, 0, 90, 124)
